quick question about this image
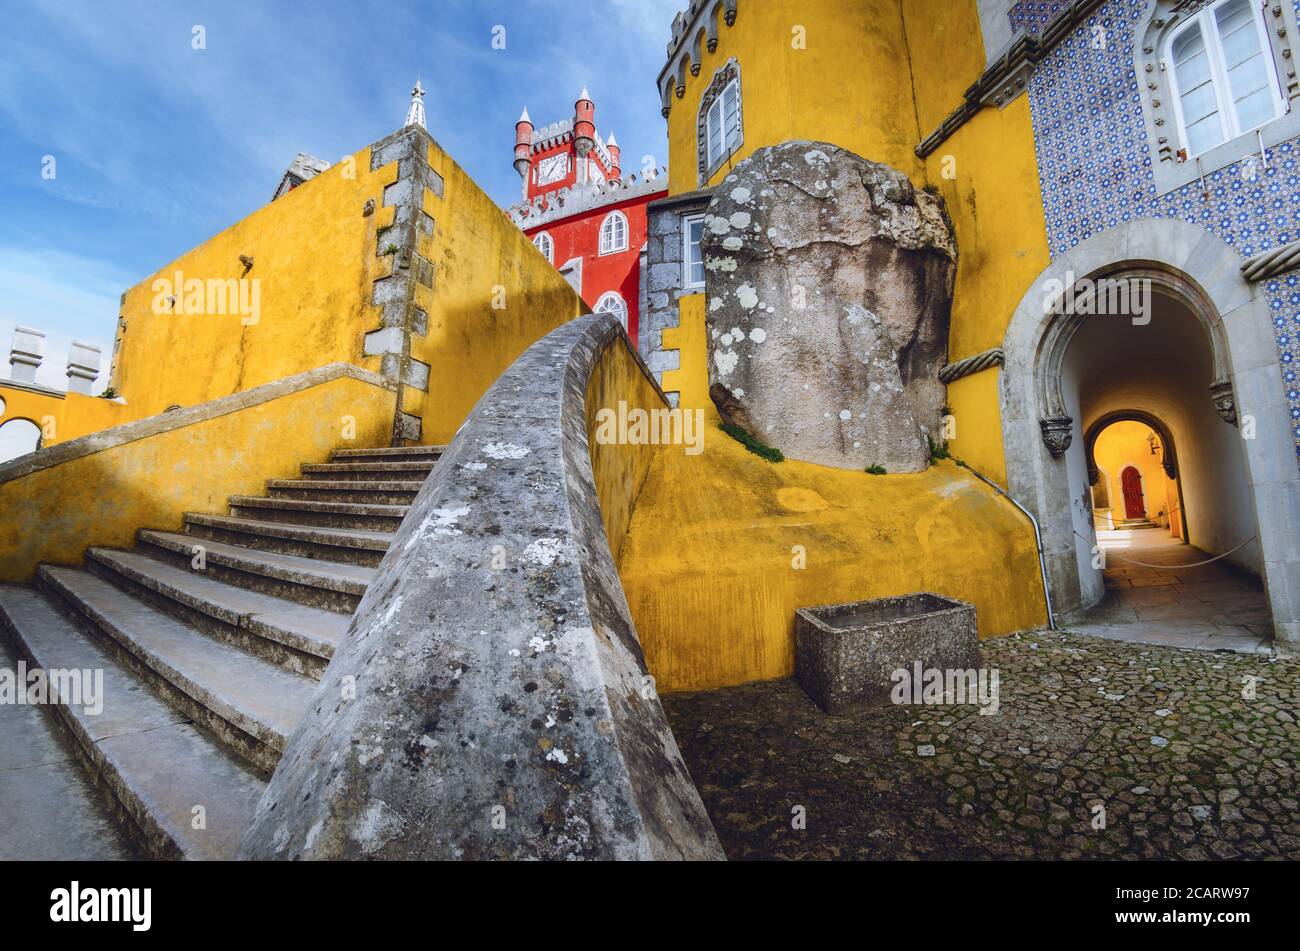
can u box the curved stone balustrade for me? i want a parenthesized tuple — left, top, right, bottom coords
(240, 314, 723, 860)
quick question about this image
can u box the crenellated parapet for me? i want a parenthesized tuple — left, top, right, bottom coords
(505, 166, 668, 229)
(657, 0, 738, 118)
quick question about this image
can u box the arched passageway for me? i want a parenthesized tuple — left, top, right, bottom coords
(1001, 220, 1300, 650)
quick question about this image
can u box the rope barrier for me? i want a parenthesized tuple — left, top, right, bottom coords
(1073, 529, 1259, 569)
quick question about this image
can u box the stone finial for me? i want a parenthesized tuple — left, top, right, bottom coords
(8, 326, 45, 383)
(405, 79, 427, 130)
(65, 340, 101, 395)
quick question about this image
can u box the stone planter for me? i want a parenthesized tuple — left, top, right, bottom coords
(795, 593, 979, 713)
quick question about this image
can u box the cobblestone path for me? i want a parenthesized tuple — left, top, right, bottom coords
(662, 631, 1299, 859)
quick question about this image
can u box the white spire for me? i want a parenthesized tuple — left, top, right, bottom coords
(606, 130, 618, 147)
(579, 86, 590, 101)
(518, 106, 531, 123)
(405, 79, 426, 129)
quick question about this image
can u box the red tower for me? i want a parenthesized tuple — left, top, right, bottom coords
(507, 89, 667, 346)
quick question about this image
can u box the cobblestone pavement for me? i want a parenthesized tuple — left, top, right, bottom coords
(661, 631, 1299, 860)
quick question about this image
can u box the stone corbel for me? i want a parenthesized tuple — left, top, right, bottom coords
(1040, 415, 1074, 457)
(1209, 378, 1238, 426)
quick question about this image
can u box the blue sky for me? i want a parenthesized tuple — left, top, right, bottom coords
(0, 0, 683, 392)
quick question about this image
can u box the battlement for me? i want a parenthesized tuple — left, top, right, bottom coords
(505, 166, 669, 229)
(528, 118, 615, 169)
(658, 0, 739, 113)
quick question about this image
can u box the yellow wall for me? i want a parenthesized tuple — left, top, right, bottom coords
(626, 296, 1046, 692)
(0, 385, 132, 449)
(666, 0, 924, 195)
(659, 0, 1051, 488)
(408, 142, 588, 445)
(0, 372, 394, 582)
(1092, 420, 1181, 534)
(620, 420, 1047, 693)
(113, 144, 394, 419)
(95, 131, 583, 449)
(586, 331, 669, 569)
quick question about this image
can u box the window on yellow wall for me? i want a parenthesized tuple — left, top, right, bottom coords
(697, 60, 743, 185)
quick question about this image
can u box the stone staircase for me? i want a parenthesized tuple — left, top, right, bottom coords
(0, 443, 442, 860)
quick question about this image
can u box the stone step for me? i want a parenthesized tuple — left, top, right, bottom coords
(331, 444, 446, 461)
(184, 512, 395, 567)
(228, 495, 408, 532)
(266, 478, 420, 506)
(0, 583, 267, 860)
(38, 565, 317, 772)
(0, 633, 135, 860)
(137, 530, 374, 614)
(300, 460, 434, 482)
(86, 546, 349, 677)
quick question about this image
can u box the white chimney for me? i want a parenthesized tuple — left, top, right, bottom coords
(9, 326, 45, 383)
(66, 340, 102, 395)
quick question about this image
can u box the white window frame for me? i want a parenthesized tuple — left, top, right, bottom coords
(599, 211, 628, 255)
(697, 59, 744, 186)
(533, 231, 553, 264)
(1166, 0, 1286, 159)
(594, 291, 628, 331)
(682, 213, 706, 289)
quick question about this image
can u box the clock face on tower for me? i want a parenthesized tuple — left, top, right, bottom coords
(537, 154, 568, 186)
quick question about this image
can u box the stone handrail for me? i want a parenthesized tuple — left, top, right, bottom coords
(241, 315, 724, 860)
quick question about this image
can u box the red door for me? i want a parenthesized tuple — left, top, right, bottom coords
(1121, 467, 1145, 519)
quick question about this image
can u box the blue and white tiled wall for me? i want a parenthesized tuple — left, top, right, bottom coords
(1017, 0, 1300, 462)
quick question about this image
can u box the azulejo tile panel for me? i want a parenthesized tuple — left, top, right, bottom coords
(1022, 0, 1300, 461)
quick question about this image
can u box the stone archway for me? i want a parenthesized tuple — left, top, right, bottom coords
(1001, 219, 1300, 645)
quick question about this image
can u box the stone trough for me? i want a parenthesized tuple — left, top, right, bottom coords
(795, 593, 979, 714)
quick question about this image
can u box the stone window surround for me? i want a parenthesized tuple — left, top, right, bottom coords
(696, 58, 744, 187)
(640, 189, 714, 400)
(682, 212, 706, 288)
(1136, 0, 1300, 196)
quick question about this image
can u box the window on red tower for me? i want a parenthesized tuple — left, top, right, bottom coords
(599, 211, 628, 255)
(533, 231, 553, 263)
(594, 291, 628, 331)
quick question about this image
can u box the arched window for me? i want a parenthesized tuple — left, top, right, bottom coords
(533, 232, 553, 263)
(697, 59, 743, 184)
(0, 418, 43, 464)
(1167, 0, 1284, 158)
(594, 291, 628, 331)
(599, 212, 628, 255)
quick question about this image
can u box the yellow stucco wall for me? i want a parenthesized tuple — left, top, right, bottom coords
(1093, 420, 1182, 534)
(666, 0, 924, 195)
(0, 385, 132, 449)
(586, 333, 669, 569)
(660, 0, 1052, 488)
(409, 142, 588, 445)
(113, 144, 394, 419)
(0, 373, 394, 582)
(621, 295, 1046, 692)
(620, 420, 1048, 693)
(92, 131, 583, 449)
